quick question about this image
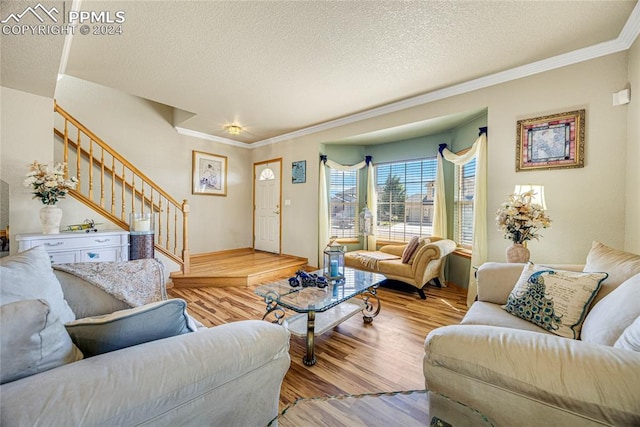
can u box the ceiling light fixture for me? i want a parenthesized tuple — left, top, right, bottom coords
(225, 124, 242, 135)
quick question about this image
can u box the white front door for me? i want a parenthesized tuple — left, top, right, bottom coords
(254, 160, 281, 253)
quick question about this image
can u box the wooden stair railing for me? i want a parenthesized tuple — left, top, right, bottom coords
(53, 101, 190, 274)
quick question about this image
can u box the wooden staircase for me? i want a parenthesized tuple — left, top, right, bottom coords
(170, 248, 308, 288)
(53, 102, 190, 273)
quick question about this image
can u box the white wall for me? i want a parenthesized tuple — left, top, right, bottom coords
(625, 38, 640, 254)
(484, 54, 628, 263)
(1, 87, 55, 248)
(250, 138, 320, 260)
(253, 52, 632, 265)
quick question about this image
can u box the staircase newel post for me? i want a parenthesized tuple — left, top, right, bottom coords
(182, 199, 190, 274)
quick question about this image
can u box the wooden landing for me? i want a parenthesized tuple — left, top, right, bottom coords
(170, 248, 308, 288)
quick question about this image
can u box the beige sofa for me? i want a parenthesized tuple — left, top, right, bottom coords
(345, 237, 457, 299)
(1, 247, 290, 426)
(423, 242, 640, 426)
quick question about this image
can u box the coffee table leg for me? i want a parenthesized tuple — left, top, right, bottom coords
(261, 291, 286, 325)
(362, 286, 381, 324)
(303, 310, 317, 366)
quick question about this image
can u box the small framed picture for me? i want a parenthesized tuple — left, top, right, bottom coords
(192, 150, 227, 196)
(516, 109, 585, 172)
(292, 160, 306, 184)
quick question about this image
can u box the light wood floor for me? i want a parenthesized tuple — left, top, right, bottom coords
(169, 274, 468, 411)
(276, 390, 429, 426)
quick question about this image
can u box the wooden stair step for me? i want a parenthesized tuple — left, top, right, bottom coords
(170, 248, 308, 288)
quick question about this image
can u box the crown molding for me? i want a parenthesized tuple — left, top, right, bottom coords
(174, 127, 250, 148)
(176, 2, 640, 150)
(619, 1, 640, 48)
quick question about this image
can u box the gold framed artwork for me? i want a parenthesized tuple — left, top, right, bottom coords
(516, 109, 585, 172)
(192, 150, 227, 196)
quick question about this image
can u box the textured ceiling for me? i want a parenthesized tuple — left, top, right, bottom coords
(1, 1, 638, 145)
(0, 0, 70, 98)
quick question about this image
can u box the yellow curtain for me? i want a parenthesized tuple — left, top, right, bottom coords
(434, 134, 488, 307)
(366, 162, 377, 250)
(318, 158, 329, 268)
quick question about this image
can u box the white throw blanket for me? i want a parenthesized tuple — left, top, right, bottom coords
(353, 251, 400, 269)
(53, 259, 167, 307)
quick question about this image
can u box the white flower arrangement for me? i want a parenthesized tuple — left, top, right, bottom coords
(24, 161, 78, 206)
(496, 190, 551, 244)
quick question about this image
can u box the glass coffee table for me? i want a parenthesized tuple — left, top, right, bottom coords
(255, 268, 385, 366)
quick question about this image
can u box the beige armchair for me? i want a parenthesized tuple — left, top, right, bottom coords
(345, 237, 457, 299)
(423, 242, 640, 426)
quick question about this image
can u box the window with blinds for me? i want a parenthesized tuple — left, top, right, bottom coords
(329, 169, 358, 239)
(454, 157, 476, 248)
(375, 158, 437, 242)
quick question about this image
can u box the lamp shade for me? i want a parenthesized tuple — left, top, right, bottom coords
(514, 185, 547, 210)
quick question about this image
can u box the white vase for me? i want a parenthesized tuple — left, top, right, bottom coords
(505, 243, 530, 263)
(39, 205, 63, 234)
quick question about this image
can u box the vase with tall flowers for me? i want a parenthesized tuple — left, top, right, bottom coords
(496, 190, 551, 262)
(24, 161, 78, 234)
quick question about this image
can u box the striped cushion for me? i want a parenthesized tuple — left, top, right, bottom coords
(401, 236, 420, 264)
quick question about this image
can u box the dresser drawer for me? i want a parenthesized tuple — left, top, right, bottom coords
(81, 247, 124, 263)
(48, 251, 81, 264)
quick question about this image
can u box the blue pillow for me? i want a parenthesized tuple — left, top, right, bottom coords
(65, 299, 197, 356)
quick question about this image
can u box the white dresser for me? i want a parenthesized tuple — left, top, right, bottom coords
(16, 230, 129, 264)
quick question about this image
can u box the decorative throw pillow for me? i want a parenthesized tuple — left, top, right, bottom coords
(401, 236, 420, 263)
(614, 316, 640, 352)
(0, 246, 76, 323)
(581, 273, 640, 346)
(408, 237, 431, 264)
(1, 299, 83, 384)
(502, 263, 607, 339)
(65, 299, 198, 357)
(583, 241, 640, 305)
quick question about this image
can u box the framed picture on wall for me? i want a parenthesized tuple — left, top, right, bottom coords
(292, 160, 306, 184)
(192, 150, 227, 196)
(516, 109, 585, 172)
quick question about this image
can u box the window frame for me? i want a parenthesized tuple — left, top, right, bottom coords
(328, 168, 359, 242)
(374, 157, 437, 243)
(453, 148, 475, 252)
